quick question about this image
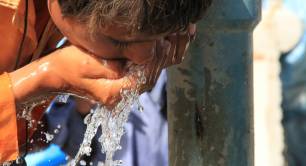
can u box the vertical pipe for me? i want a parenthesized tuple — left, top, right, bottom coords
(167, 0, 261, 165)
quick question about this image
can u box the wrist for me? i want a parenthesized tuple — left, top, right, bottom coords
(9, 61, 49, 104)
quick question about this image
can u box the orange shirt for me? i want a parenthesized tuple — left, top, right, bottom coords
(0, 73, 18, 162)
(0, 0, 60, 162)
(0, 0, 38, 72)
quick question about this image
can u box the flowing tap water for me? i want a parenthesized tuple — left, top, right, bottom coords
(16, 65, 147, 165)
(70, 66, 146, 166)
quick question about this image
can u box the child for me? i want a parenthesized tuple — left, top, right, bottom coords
(0, 0, 212, 163)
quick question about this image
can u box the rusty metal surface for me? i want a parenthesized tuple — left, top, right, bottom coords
(167, 0, 260, 165)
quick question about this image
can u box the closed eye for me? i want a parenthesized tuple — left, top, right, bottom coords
(112, 40, 130, 49)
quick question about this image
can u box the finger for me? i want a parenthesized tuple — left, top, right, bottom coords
(164, 34, 178, 67)
(80, 54, 125, 79)
(147, 40, 167, 86)
(174, 33, 190, 64)
(65, 46, 125, 79)
(81, 76, 134, 106)
(161, 40, 172, 67)
(59, 46, 124, 80)
(163, 39, 176, 68)
(153, 40, 171, 82)
(189, 24, 197, 41)
(145, 42, 158, 86)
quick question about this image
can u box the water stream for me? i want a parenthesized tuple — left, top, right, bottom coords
(15, 65, 147, 166)
(69, 66, 146, 166)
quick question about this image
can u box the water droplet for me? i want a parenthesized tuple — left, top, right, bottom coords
(114, 160, 123, 165)
(54, 129, 59, 134)
(44, 132, 54, 143)
(138, 105, 144, 112)
(80, 160, 86, 166)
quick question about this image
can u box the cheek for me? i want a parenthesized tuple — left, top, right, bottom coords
(124, 43, 156, 65)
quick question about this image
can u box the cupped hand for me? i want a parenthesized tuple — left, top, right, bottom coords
(10, 45, 129, 106)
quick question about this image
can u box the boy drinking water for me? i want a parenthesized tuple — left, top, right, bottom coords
(0, 0, 212, 163)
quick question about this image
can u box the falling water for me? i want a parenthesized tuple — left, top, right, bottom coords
(15, 64, 147, 166)
(69, 66, 146, 166)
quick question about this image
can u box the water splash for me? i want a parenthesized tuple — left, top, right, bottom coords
(17, 96, 50, 128)
(69, 66, 146, 166)
(17, 93, 70, 130)
(80, 160, 87, 166)
(17, 65, 147, 165)
(43, 132, 54, 143)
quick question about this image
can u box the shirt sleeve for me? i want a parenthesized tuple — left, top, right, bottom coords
(0, 0, 38, 57)
(0, 72, 19, 162)
(0, 0, 19, 9)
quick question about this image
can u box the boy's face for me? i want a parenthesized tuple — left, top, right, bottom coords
(48, 0, 165, 65)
